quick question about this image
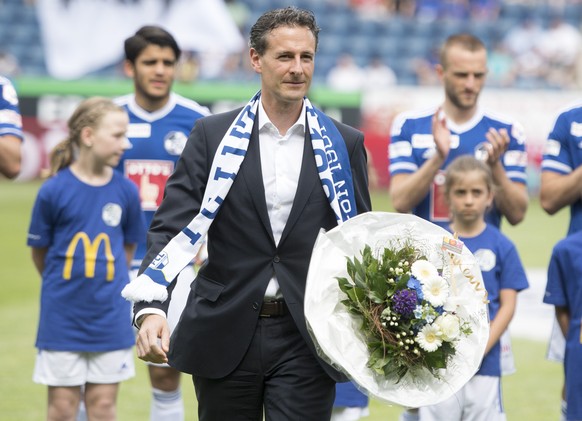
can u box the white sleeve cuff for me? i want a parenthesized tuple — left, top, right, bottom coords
(134, 308, 167, 328)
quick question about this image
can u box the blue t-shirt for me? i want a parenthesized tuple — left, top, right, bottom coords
(389, 106, 527, 228)
(27, 168, 146, 352)
(334, 381, 368, 408)
(541, 102, 582, 235)
(455, 225, 529, 376)
(0, 76, 23, 140)
(544, 232, 582, 420)
(114, 93, 210, 268)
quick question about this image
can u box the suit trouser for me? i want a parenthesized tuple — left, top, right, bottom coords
(193, 312, 336, 421)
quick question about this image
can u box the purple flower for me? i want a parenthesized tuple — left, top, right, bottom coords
(392, 289, 417, 317)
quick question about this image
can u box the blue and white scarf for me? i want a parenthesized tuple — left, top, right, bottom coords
(122, 91, 357, 302)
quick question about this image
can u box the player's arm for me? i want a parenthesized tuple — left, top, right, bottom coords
(123, 243, 137, 268)
(540, 169, 582, 215)
(485, 127, 528, 225)
(390, 157, 443, 212)
(0, 134, 21, 179)
(490, 164, 528, 225)
(555, 306, 570, 338)
(485, 288, 517, 355)
(31, 247, 48, 276)
(390, 111, 449, 212)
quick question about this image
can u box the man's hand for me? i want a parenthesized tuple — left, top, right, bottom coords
(136, 314, 170, 364)
(484, 127, 510, 165)
(432, 108, 451, 160)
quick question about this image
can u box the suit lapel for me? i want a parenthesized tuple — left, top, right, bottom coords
(279, 130, 318, 245)
(240, 120, 275, 243)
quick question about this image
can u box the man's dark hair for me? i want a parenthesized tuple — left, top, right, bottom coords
(249, 7, 320, 55)
(124, 25, 181, 63)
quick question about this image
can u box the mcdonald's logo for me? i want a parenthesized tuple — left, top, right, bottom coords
(63, 232, 115, 281)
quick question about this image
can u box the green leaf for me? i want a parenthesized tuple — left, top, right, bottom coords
(368, 290, 385, 304)
(423, 347, 447, 369)
(346, 286, 366, 303)
(337, 276, 350, 292)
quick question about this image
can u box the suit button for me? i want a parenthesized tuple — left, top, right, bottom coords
(273, 256, 280, 263)
(252, 302, 259, 311)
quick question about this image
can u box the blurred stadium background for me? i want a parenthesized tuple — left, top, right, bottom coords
(3, 0, 582, 188)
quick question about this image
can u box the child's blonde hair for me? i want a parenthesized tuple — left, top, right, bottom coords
(444, 155, 494, 197)
(48, 97, 125, 176)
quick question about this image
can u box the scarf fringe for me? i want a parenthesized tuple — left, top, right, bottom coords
(122, 274, 168, 303)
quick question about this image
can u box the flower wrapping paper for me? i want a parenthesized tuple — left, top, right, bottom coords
(304, 211, 490, 407)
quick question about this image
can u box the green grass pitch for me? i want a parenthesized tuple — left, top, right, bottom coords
(1, 180, 566, 419)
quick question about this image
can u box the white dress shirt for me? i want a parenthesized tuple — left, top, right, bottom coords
(258, 100, 305, 299)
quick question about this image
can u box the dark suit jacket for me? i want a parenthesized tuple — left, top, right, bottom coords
(136, 106, 371, 382)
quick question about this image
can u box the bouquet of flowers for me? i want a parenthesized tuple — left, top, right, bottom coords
(337, 241, 473, 382)
(304, 212, 489, 407)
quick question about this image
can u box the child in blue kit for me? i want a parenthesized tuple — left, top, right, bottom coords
(544, 231, 582, 421)
(27, 97, 146, 420)
(415, 155, 529, 421)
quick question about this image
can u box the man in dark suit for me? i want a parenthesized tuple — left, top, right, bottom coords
(130, 7, 371, 421)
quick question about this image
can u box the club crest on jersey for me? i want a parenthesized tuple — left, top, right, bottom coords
(102, 203, 122, 227)
(150, 251, 169, 270)
(474, 248, 496, 272)
(164, 131, 188, 155)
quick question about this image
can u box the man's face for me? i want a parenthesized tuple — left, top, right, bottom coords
(439, 46, 487, 112)
(125, 44, 177, 107)
(250, 25, 315, 106)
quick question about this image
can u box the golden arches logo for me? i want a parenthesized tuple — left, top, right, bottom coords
(63, 232, 115, 281)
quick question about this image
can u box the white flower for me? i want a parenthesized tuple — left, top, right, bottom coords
(422, 276, 449, 307)
(411, 260, 438, 282)
(435, 314, 460, 341)
(443, 295, 469, 313)
(416, 324, 443, 352)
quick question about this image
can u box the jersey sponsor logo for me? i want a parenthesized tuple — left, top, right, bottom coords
(411, 134, 434, 149)
(127, 123, 152, 138)
(503, 150, 527, 167)
(63, 232, 114, 281)
(571, 122, 582, 137)
(430, 170, 450, 222)
(411, 134, 458, 151)
(164, 131, 188, 155)
(473, 248, 496, 272)
(102, 203, 122, 227)
(544, 139, 561, 156)
(124, 160, 174, 211)
(389, 141, 412, 158)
